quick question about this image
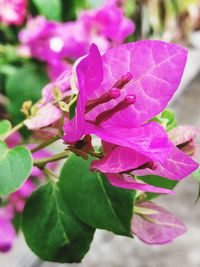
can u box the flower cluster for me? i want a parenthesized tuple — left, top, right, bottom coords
(18, 0, 134, 79)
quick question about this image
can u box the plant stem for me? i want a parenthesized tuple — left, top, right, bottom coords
(42, 167, 59, 182)
(3, 121, 24, 140)
(31, 135, 60, 153)
(58, 111, 65, 137)
(33, 150, 70, 168)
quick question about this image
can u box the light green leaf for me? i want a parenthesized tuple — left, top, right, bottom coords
(22, 182, 95, 263)
(32, 0, 62, 21)
(0, 141, 32, 196)
(151, 108, 177, 131)
(59, 155, 136, 237)
(0, 120, 12, 140)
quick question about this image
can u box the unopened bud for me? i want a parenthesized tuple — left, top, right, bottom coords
(124, 95, 136, 105)
(109, 88, 121, 99)
(20, 100, 32, 116)
(59, 101, 69, 112)
(52, 86, 62, 102)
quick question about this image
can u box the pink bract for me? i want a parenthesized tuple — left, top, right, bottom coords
(132, 202, 187, 244)
(106, 174, 175, 194)
(24, 103, 62, 130)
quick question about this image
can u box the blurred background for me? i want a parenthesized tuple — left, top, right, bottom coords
(0, 0, 200, 266)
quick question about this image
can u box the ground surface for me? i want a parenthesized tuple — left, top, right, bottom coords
(1, 73, 200, 267)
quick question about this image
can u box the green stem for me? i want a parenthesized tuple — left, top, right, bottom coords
(42, 167, 59, 182)
(3, 121, 24, 140)
(58, 111, 65, 137)
(31, 135, 60, 153)
(33, 150, 70, 168)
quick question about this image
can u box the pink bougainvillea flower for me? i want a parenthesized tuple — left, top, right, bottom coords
(63, 41, 187, 163)
(0, 206, 15, 253)
(18, 16, 62, 63)
(19, 1, 134, 78)
(0, 0, 27, 25)
(132, 202, 187, 244)
(79, 0, 135, 45)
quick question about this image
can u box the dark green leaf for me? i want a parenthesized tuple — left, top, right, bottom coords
(5, 65, 48, 124)
(59, 155, 136, 237)
(0, 141, 32, 196)
(139, 175, 177, 200)
(32, 0, 62, 21)
(22, 182, 95, 263)
(0, 120, 11, 140)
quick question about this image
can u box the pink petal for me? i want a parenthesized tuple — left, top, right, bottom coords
(132, 202, 187, 244)
(91, 146, 149, 173)
(106, 173, 175, 194)
(87, 40, 187, 127)
(24, 103, 62, 130)
(133, 145, 199, 180)
(63, 44, 103, 143)
(86, 121, 173, 162)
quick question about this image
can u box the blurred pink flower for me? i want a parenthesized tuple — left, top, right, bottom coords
(19, 1, 134, 79)
(0, 206, 16, 252)
(0, 0, 27, 25)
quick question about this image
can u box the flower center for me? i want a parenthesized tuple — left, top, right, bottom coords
(94, 95, 136, 125)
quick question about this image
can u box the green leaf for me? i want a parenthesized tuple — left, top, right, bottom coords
(139, 175, 177, 200)
(0, 141, 32, 196)
(0, 120, 12, 140)
(22, 182, 95, 263)
(32, 0, 62, 21)
(59, 155, 136, 237)
(151, 108, 177, 131)
(5, 65, 48, 125)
